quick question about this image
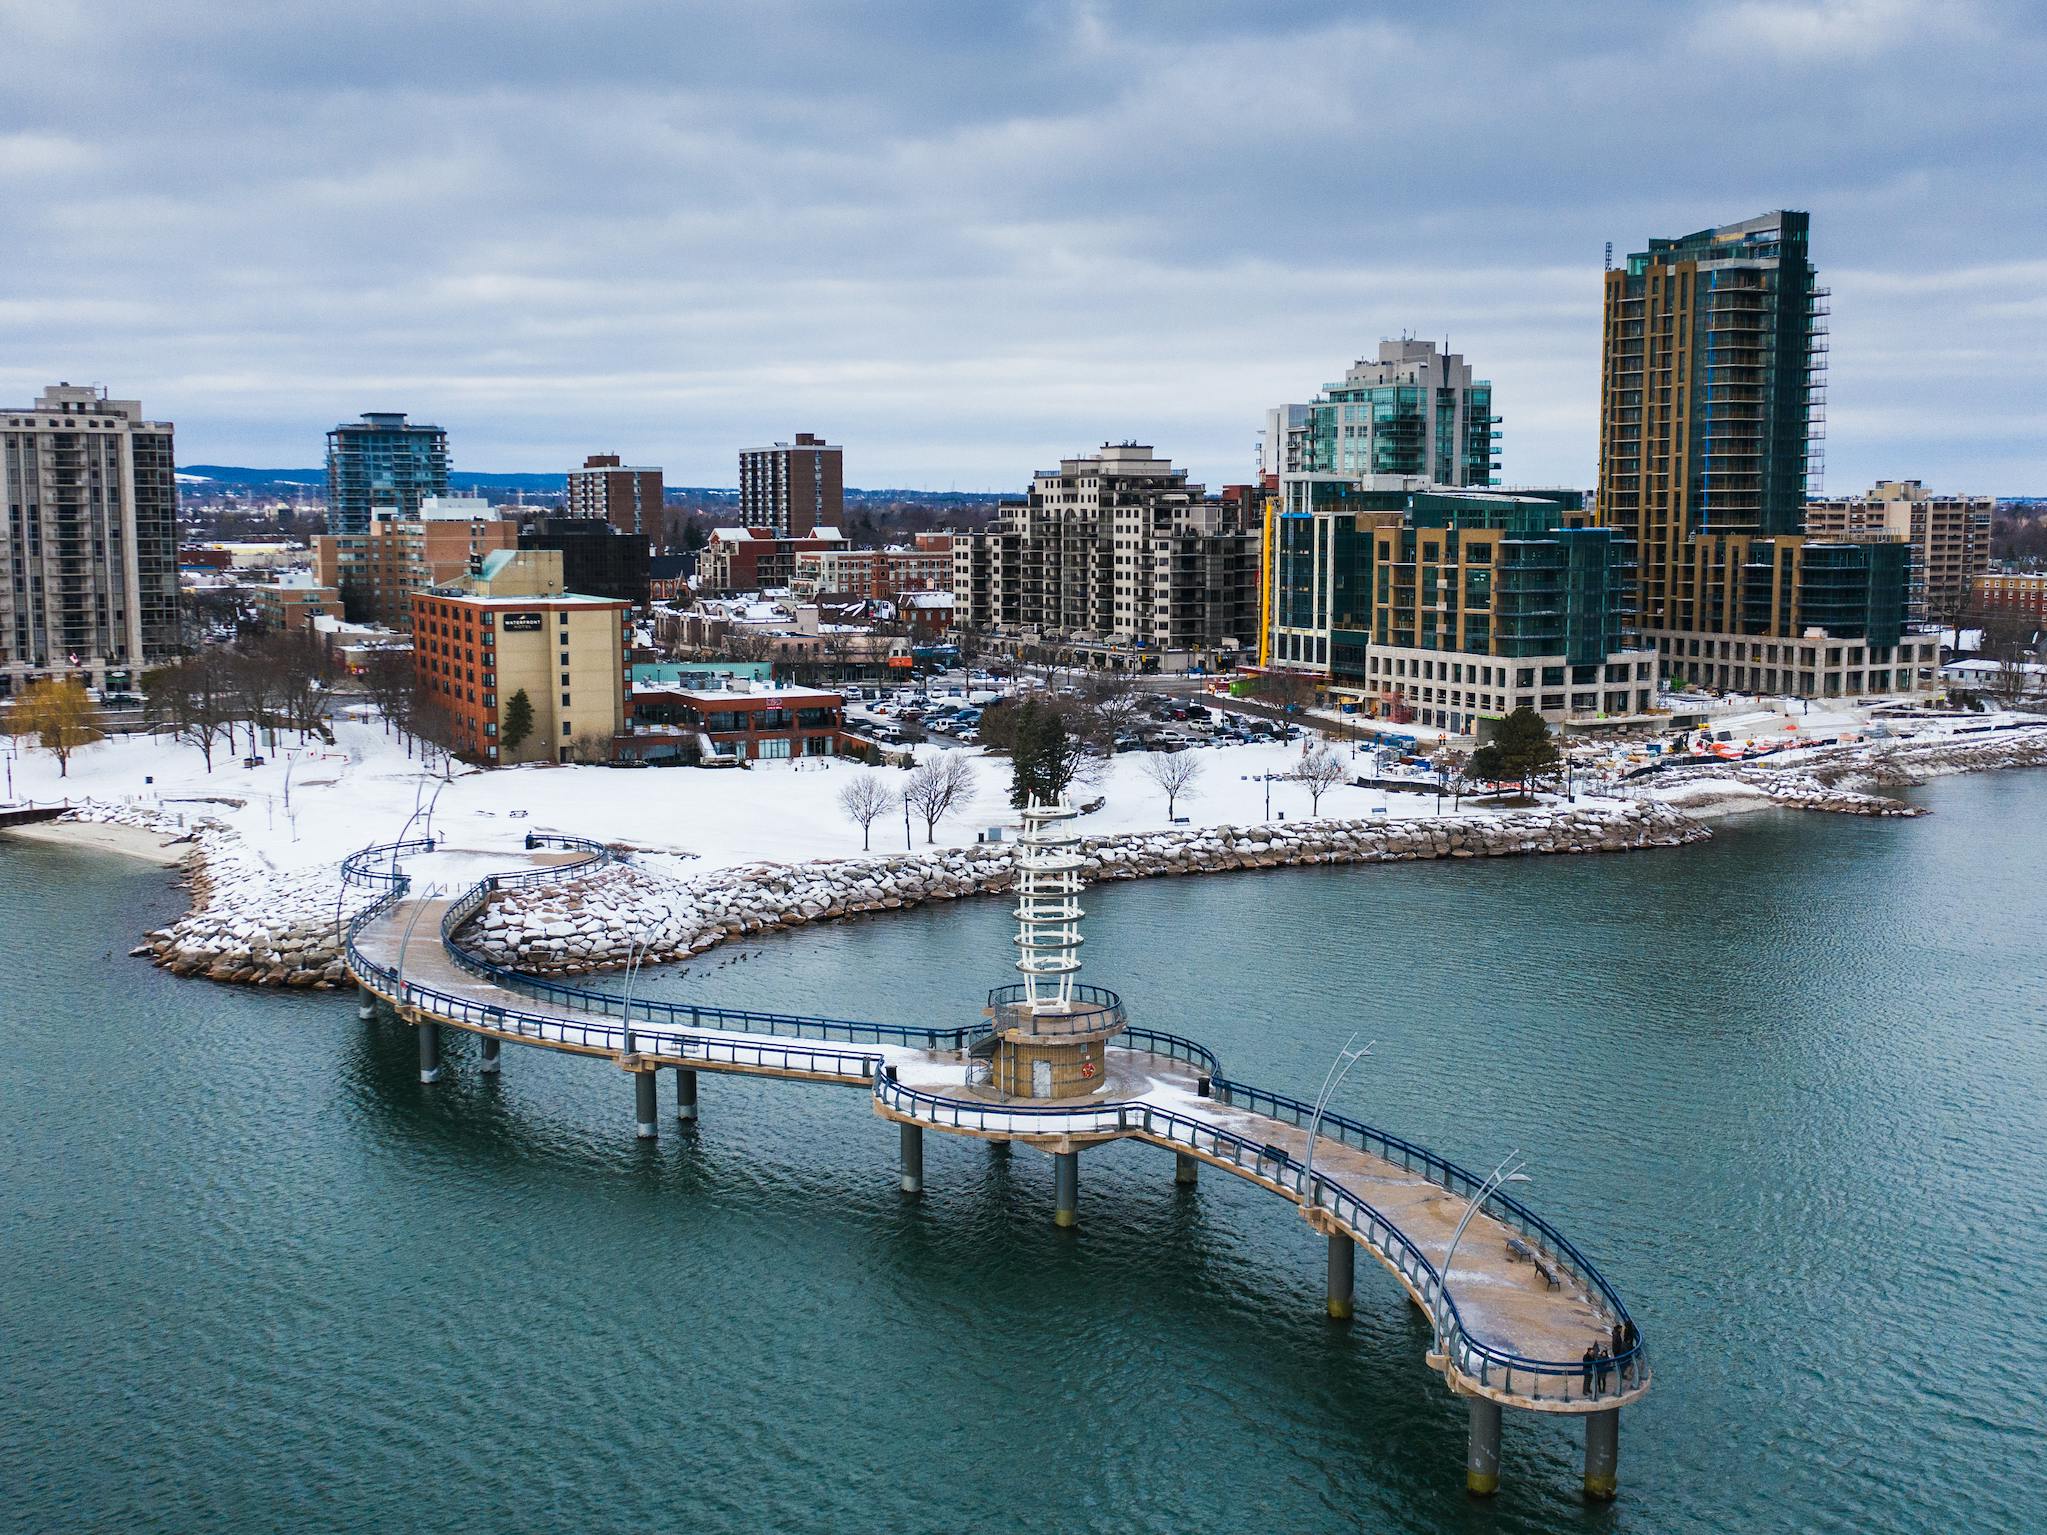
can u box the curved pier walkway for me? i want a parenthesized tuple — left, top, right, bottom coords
(343, 835, 1649, 1500)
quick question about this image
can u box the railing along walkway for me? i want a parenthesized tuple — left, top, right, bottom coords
(342, 836, 1647, 1414)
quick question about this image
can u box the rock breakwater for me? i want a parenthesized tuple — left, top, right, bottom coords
(462, 802, 1707, 976)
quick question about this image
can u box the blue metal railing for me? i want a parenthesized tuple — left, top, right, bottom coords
(875, 1071, 1644, 1405)
(1207, 1077, 1636, 1340)
(346, 874, 883, 1079)
(339, 837, 437, 891)
(343, 835, 1645, 1405)
(984, 981, 1128, 1035)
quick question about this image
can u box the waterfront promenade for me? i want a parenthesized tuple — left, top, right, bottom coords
(344, 835, 1649, 1500)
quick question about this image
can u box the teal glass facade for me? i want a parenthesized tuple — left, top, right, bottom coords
(326, 412, 451, 535)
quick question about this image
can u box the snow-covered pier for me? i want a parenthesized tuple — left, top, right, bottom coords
(343, 830, 1650, 1502)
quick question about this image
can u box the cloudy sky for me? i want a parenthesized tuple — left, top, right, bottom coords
(2, 0, 2041, 492)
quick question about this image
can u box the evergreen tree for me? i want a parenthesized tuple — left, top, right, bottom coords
(500, 688, 535, 754)
(1008, 699, 1080, 808)
(1491, 706, 1560, 792)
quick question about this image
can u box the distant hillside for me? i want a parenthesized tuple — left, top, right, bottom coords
(179, 465, 999, 501)
(181, 465, 570, 493)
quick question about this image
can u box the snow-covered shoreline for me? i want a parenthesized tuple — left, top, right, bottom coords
(459, 801, 1709, 977)
(9, 715, 2044, 990)
(0, 815, 191, 865)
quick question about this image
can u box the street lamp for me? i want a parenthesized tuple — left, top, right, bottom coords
(1302, 1034, 1374, 1204)
(1432, 1150, 1532, 1363)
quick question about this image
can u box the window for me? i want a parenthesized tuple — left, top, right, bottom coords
(562, 693, 571, 707)
(562, 723, 572, 737)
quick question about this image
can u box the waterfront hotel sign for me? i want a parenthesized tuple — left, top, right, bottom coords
(500, 612, 544, 632)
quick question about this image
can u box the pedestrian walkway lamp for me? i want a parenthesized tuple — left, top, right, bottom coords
(1302, 1034, 1373, 1205)
(395, 883, 444, 1003)
(619, 927, 656, 1056)
(1433, 1150, 1531, 1362)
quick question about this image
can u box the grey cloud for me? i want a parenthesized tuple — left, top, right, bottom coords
(1, 0, 2042, 491)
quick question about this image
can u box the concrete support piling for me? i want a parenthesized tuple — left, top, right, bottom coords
(357, 990, 375, 1022)
(899, 1123, 924, 1195)
(1327, 1232, 1355, 1321)
(1053, 1150, 1079, 1228)
(674, 1068, 698, 1122)
(1583, 1407, 1619, 1501)
(1175, 1151, 1199, 1186)
(634, 1070, 659, 1141)
(480, 1036, 501, 1075)
(1466, 1397, 1502, 1497)
(417, 1021, 441, 1084)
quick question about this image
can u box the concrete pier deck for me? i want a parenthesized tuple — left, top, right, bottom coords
(345, 839, 1648, 1428)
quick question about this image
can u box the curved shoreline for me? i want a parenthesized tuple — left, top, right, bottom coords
(53, 724, 2047, 989)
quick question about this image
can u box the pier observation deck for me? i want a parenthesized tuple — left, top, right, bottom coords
(342, 830, 1649, 1501)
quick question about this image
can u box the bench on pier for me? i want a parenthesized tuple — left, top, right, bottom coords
(1505, 1235, 1562, 1290)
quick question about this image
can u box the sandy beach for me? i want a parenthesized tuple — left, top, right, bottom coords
(0, 818, 190, 866)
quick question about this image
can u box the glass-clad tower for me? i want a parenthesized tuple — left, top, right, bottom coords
(1294, 340, 1497, 487)
(325, 412, 450, 535)
(1596, 210, 1827, 633)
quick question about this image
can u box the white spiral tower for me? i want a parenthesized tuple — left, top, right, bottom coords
(1012, 794, 1085, 1012)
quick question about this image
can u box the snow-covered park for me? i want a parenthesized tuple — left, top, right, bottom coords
(3, 714, 1481, 875)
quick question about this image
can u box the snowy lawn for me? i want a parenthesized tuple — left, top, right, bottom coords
(6, 719, 1517, 874)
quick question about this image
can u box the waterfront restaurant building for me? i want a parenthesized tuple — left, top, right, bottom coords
(410, 549, 629, 764)
(626, 682, 847, 764)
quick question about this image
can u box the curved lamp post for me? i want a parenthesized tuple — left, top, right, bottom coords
(618, 925, 657, 1057)
(1432, 1150, 1532, 1364)
(394, 882, 444, 1002)
(1302, 1033, 1374, 1206)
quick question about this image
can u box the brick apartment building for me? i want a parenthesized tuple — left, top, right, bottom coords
(248, 582, 342, 632)
(740, 433, 843, 535)
(1805, 480, 1993, 624)
(411, 549, 629, 764)
(698, 525, 846, 592)
(315, 496, 517, 627)
(792, 535, 953, 600)
(1973, 572, 2047, 625)
(566, 453, 665, 536)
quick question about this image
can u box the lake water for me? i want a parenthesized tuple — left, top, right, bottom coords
(4, 772, 2043, 1534)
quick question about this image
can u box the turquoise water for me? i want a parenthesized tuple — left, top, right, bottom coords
(4, 773, 2044, 1533)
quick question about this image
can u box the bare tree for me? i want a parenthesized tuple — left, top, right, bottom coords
(901, 752, 977, 843)
(142, 653, 234, 773)
(1070, 675, 1146, 751)
(818, 625, 859, 682)
(225, 645, 279, 755)
(837, 772, 893, 850)
(411, 696, 463, 777)
(1254, 669, 1316, 716)
(1139, 747, 1202, 820)
(355, 648, 411, 738)
(719, 627, 779, 665)
(1286, 746, 1348, 815)
(1985, 614, 2036, 704)
(273, 630, 337, 742)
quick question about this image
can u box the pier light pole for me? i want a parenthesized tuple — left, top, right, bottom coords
(1302, 1034, 1374, 1205)
(619, 926, 663, 1139)
(1302, 1033, 1373, 1323)
(1432, 1151, 1531, 1358)
(419, 778, 449, 843)
(1433, 1149, 1530, 1499)
(395, 883, 445, 1083)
